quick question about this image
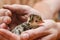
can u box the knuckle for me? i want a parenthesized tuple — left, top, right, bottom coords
(0, 16, 11, 24)
(0, 9, 5, 16)
(21, 5, 31, 10)
(5, 9, 12, 16)
(44, 20, 57, 27)
(3, 16, 11, 24)
(0, 23, 8, 29)
(48, 28, 58, 35)
(0, 9, 12, 16)
(20, 32, 29, 40)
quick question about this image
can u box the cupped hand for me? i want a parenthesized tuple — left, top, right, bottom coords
(0, 9, 12, 30)
(0, 20, 58, 40)
(3, 4, 41, 30)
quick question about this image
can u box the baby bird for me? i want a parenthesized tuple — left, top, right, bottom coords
(11, 14, 43, 35)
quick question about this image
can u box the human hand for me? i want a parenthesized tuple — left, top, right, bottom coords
(0, 9, 12, 30)
(20, 20, 58, 40)
(3, 4, 41, 30)
(0, 4, 58, 40)
(0, 20, 58, 40)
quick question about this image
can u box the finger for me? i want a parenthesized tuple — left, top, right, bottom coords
(41, 34, 57, 40)
(0, 9, 12, 16)
(17, 15, 28, 22)
(3, 5, 16, 11)
(20, 20, 57, 40)
(0, 35, 8, 40)
(0, 29, 19, 40)
(3, 4, 29, 11)
(42, 20, 57, 29)
(3, 5, 29, 15)
(0, 16, 11, 24)
(41, 29, 58, 40)
(0, 23, 9, 30)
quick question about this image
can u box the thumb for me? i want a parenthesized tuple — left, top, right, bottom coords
(3, 5, 16, 12)
(0, 23, 9, 30)
(0, 29, 19, 40)
(3, 5, 28, 15)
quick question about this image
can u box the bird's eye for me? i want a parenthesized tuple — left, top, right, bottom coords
(35, 20, 38, 22)
(29, 20, 31, 22)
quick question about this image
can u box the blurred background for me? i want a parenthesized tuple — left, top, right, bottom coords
(0, 0, 41, 8)
(0, 0, 60, 22)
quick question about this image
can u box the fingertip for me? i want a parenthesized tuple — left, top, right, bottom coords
(3, 5, 15, 11)
(5, 9, 12, 16)
(20, 33, 29, 40)
(3, 5, 11, 9)
(0, 23, 6, 28)
(3, 16, 12, 24)
(0, 23, 9, 30)
(0, 9, 12, 16)
(17, 16, 27, 23)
